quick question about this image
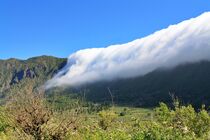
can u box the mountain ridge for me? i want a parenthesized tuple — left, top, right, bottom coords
(74, 60, 210, 108)
(0, 55, 210, 108)
(0, 55, 67, 96)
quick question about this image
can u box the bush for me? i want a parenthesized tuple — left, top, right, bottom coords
(98, 110, 117, 130)
(0, 87, 209, 140)
(0, 107, 9, 133)
(5, 86, 78, 140)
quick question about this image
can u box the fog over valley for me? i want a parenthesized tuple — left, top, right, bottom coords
(46, 12, 210, 89)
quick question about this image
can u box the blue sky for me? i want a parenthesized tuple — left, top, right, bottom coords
(0, 0, 210, 59)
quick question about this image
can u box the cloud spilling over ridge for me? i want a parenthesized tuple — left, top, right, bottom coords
(46, 12, 210, 89)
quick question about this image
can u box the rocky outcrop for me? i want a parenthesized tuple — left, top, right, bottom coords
(0, 56, 67, 94)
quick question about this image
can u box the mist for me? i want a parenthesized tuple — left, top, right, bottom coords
(45, 12, 210, 89)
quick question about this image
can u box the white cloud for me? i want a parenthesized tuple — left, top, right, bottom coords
(45, 12, 210, 89)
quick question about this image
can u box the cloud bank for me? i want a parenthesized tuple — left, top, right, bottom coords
(46, 12, 210, 89)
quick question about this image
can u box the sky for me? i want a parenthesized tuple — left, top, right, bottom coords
(1, 0, 210, 59)
(46, 12, 210, 88)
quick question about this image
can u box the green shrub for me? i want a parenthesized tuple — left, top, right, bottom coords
(98, 110, 117, 130)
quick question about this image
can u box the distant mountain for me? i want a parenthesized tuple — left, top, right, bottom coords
(0, 56, 66, 97)
(75, 60, 210, 108)
(0, 56, 210, 108)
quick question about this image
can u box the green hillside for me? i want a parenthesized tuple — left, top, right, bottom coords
(76, 61, 210, 108)
(0, 56, 210, 108)
(0, 56, 209, 139)
(0, 56, 67, 98)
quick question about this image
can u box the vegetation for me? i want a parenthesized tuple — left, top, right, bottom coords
(0, 56, 210, 139)
(1, 56, 210, 109)
(84, 60, 210, 108)
(0, 86, 209, 140)
(0, 56, 66, 98)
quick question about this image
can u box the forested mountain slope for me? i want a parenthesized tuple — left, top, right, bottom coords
(0, 56, 66, 97)
(79, 61, 210, 108)
(0, 56, 210, 108)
